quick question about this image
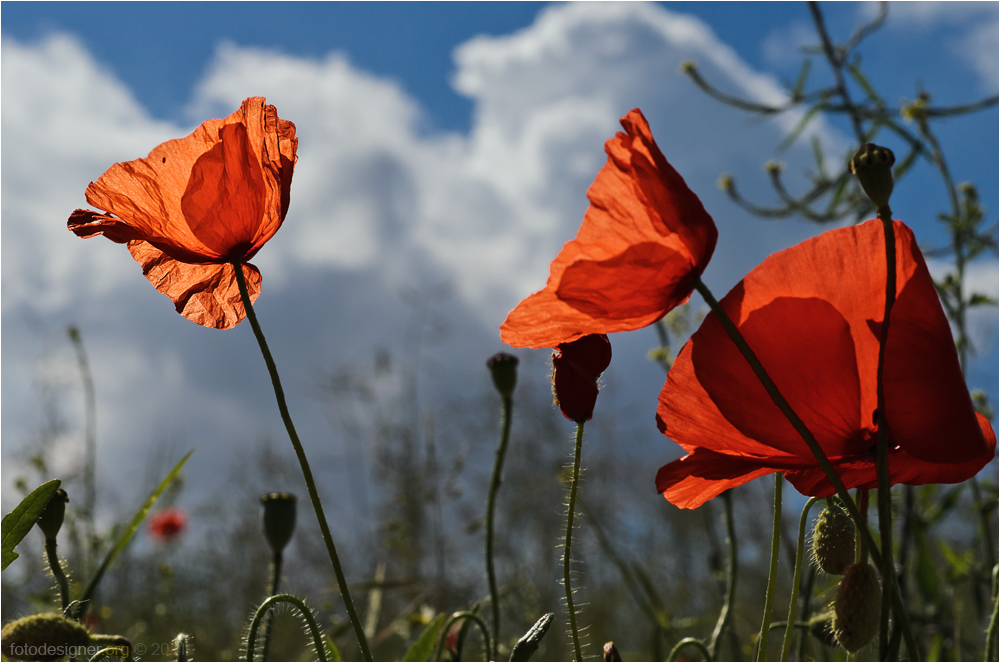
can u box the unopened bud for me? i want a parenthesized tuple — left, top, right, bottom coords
(679, 60, 696, 75)
(36, 489, 68, 541)
(849, 143, 895, 214)
(552, 334, 612, 423)
(812, 501, 855, 575)
(832, 562, 881, 653)
(603, 641, 622, 662)
(260, 493, 297, 555)
(486, 353, 519, 399)
(764, 160, 784, 174)
(1, 613, 91, 662)
(717, 174, 734, 192)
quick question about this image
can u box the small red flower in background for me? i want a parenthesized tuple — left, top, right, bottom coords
(656, 219, 997, 509)
(500, 108, 717, 350)
(68, 97, 298, 330)
(148, 508, 187, 542)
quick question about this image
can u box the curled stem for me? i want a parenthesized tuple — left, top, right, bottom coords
(708, 491, 737, 660)
(780, 497, 821, 661)
(563, 421, 586, 661)
(756, 474, 784, 661)
(693, 277, 918, 658)
(668, 637, 711, 662)
(433, 612, 492, 662)
(485, 393, 513, 660)
(233, 263, 371, 662)
(245, 594, 328, 662)
(261, 551, 283, 661)
(44, 538, 70, 612)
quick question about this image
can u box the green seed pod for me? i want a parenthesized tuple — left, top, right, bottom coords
(832, 562, 881, 653)
(260, 492, 297, 555)
(486, 353, 519, 399)
(36, 489, 69, 541)
(1, 613, 91, 662)
(849, 143, 895, 214)
(812, 502, 855, 575)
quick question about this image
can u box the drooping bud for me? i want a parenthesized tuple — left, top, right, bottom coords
(812, 501, 855, 575)
(486, 353, 519, 399)
(36, 489, 68, 541)
(551, 334, 612, 423)
(1, 613, 91, 662)
(260, 493, 297, 555)
(832, 562, 881, 653)
(603, 641, 622, 662)
(849, 143, 895, 214)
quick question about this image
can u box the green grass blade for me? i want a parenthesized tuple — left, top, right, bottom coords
(402, 613, 445, 662)
(324, 636, 343, 662)
(2, 479, 61, 571)
(76, 449, 194, 614)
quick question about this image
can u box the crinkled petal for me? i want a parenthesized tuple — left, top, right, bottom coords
(501, 108, 717, 349)
(127, 240, 260, 330)
(655, 449, 782, 509)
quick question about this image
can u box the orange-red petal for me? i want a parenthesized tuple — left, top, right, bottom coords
(500, 108, 717, 349)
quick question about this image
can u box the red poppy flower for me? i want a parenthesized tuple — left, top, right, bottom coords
(68, 97, 298, 329)
(148, 507, 187, 542)
(553, 334, 613, 422)
(656, 219, 996, 509)
(499, 108, 717, 350)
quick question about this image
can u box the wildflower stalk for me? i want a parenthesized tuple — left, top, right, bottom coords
(756, 473, 784, 661)
(44, 537, 70, 612)
(261, 550, 282, 661)
(708, 490, 737, 660)
(563, 421, 587, 662)
(433, 612, 492, 662)
(245, 594, 328, 662)
(233, 263, 371, 662)
(986, 565, 998, 662)
(667, 637, 711, 662)
(692, 276, 918, 658)
(485, 383, 514, 660)
(781, 497, 820, 661)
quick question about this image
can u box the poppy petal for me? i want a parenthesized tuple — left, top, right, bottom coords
(655, 449, 780, 509)
(500, 108, 717, 349)
(127, 240, 261, 330)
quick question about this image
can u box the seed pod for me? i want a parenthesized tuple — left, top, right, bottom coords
(812, 502, 855, 575)
(486, 353, 519, 399)
(832, 562, 881, 653)
(1, 613, 91, 662)
(260, 492, 297, 555)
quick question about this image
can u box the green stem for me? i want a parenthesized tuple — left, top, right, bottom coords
(45, 537, 70, 612)
(563, 421, 586, 662)
(693, 277, 918, 659)
(433, 612, 492, 662)
(781, 497, 821, 661)
(668, 637, 711, 662)
(708, 491, 737, 660)
(485, 393, 513, 660)
(245, 594, 328, 662)
(68, 326, 98, 575)
(986, 565, 999, 662)
(875, 210, 896, 660)
(261, 551, 282, 661)
(233, 263, 372, 662)
(756, 474, 784, 661)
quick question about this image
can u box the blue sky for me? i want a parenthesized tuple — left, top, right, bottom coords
(2, 2, 997, 516)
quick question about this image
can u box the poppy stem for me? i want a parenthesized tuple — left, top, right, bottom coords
(780, 496, 821, 662)
(563, 421, 587, 662)
(233, 263, 373, 662)
(693, 277, 919, 659)
(708, 490, 737, 661)
(874, 211, 897, 660)
(433, 611, 492, 663)
(756, 473, 784, 662)
(485, 391, 513, 661)
(261, 550, 282, 661)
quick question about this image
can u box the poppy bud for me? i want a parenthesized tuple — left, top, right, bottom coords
(811, 501, 855, 575)
(552, 334, 612, 423)
(764, 160, 784, 174)
(849, 143, 895, 214)
(832, 562, 881, 653)
(486, 353, 519, 399)
(36, 489, 68, 541)
(1, 613, 91, 662)
(603, 641, 622, 662)
(260, 492, 297, 555)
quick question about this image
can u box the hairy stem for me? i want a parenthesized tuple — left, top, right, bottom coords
(261, 551, 282, 661)
(563, 421, 586, 661)
(44, 538, 70, 612)
(245, 594, 327, 662)
(485, 393, 513, 660)
(756, 474, 784, 661)
(708, 491, 737, 661)
(781, 497, 821, 661)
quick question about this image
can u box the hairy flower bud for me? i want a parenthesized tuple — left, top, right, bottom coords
(812, 501, 855, 575)
(260, 492, 297, 555)
(1, 613, 91, 662)
(849, 143, 895, 214)
(36, 489, 68, 541)
(832, 562, 881, 653)
(486, 353, 519, 399)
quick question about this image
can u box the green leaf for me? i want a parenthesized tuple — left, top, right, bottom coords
(324, 636, 343, 662)
(76, 449, 194, 615)
(791, 59, 812, 100)
(969, 292, 998, 307)
(1, 479, 60, 571)
(402, 613, 445, 662)
(847, 64, 884, 106)
(776, 102, 826, 154)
